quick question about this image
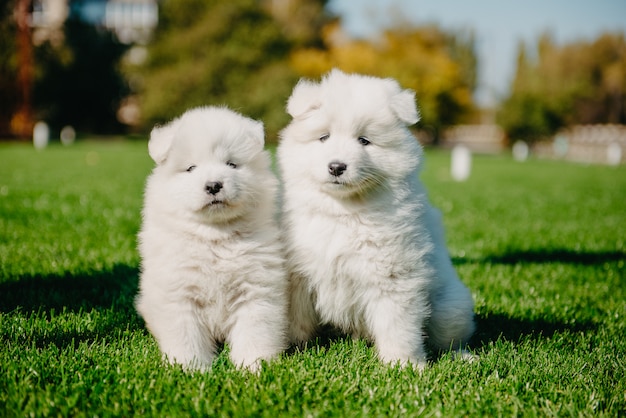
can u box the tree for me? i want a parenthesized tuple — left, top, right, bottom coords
(131, 0, 308, 139)
(0, 0, 19, 137)
(34, 17, 129, 134)
(261, 0, 330, 49)
(290, 22, 478, 138)
(498, 32, 626, 143)
(0, 0, 35, 138)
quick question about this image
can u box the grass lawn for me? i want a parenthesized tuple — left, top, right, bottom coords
(1, 140, 625, 416)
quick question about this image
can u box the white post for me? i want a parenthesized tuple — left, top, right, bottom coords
(607, 142, 622, 166)
(33, 121, 49, 149)
(451, 145, 472, 181)
(60, 125, 76, 146)
(512, 140, 529, 162)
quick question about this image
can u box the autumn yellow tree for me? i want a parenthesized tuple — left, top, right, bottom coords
(290, 22, 477, 137)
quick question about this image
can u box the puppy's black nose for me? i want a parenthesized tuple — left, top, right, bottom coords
(328, 161, 347, 177)
(205, 181, 223, 195)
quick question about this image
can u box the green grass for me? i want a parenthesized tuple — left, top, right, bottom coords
(1, 141, 625, 416)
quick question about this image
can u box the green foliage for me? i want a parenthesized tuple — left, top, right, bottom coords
(133, 0, 300, 140)
(498, 32, 626, 143)
(497, 92, 563, 141)
(1, 141, 625, 416)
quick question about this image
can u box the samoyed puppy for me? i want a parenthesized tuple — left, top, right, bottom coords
(278, 70, 475, 367)
(136, 106, 288, 371)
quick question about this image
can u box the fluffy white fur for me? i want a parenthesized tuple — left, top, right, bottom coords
(278, 69, 475, 367)
(136, 106, 288, 371)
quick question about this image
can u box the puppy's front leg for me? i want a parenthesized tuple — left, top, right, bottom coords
(366, 296, 427, 369)
(228, 302, 288, 372)
(150, 307, 217, 371)
(287, 271, 319, 344)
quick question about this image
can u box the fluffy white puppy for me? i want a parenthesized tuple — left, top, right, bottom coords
(136, 106, 288, 371)
(278, 70, 475, 367)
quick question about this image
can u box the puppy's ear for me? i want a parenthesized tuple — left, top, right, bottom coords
(247, 119, 265, 152)
(148, 120, 178, 164)
(391, 89, 420, 126)
(287, 79, 321, 118)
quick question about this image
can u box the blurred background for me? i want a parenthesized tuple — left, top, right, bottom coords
(1, 0, 625, 163)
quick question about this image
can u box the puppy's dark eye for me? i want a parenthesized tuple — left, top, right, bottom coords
(186, 165, 196, 172)
(358, 136, 371, 146)
(226, 161, 237, 169)
(319, 133, 330, 142)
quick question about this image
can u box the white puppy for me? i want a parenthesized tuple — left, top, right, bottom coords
(136, 106, 288, 371)
(278, 70, 475, 367)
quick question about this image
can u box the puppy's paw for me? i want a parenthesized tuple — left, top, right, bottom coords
(163, 353, 213, 373)
(378, 349, 428, 370)
(288, 323, 316, 346)
(452, 348, 478, 363)
(238, 358, 264, 374)
(230, 346, 279, 374)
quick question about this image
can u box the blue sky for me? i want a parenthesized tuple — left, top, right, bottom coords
(327, 0, 626, 106)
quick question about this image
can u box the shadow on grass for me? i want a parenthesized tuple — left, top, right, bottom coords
(0, 264, 139, 313)
(453, 247, 611, 349)
(0, 264, 143, 349)
(452, 248, 625, 266)
(470, 311, 597, 350)
(289, 312, 598, 360)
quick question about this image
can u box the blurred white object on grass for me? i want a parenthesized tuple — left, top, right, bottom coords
(60, 126, 76, 146)
(451, 145, 471, 181)
(33, 121, 49, 150)
(512, 140, 529, 162)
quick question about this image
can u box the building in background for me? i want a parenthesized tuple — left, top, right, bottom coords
(104, 0, 158, 44)
(31, 0, 67, 46)
(32, 0, 157, 44)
